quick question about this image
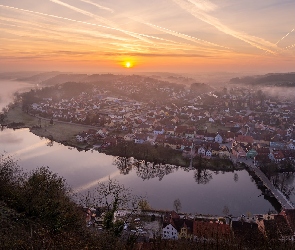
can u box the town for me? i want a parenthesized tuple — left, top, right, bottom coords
(4, 74, 295, 246)
(22, 76, 295, 170)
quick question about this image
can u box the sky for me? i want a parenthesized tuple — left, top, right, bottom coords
(0, 0, 294, 73)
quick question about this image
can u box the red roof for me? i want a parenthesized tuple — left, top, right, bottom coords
(193, 220, 231, 239)
(236, 135, 254, 144)
(273, 150, 284, 159)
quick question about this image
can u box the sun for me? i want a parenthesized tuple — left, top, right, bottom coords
(124, 61, 132, 68)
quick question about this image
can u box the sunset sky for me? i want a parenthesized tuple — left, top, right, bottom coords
(0, 0, 294, 73)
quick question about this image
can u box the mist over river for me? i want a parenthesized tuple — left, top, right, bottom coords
(0, 80, 277, 215)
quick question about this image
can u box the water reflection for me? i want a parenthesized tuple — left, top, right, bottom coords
(113, 156, 133, 175)
(113, 156, 178, 181)
(135, 163, 176, 181)
(113, 156, 226, 185)
(194, 168, 213, 184)
(234, 173, 239, 182)
(0, 127, 278, 215)
(0, 132, 23, 144)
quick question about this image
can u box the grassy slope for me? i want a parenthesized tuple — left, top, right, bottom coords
(6, 106, 92, 144)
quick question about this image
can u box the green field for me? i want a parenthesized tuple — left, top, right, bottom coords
(6, 107, 94, 143)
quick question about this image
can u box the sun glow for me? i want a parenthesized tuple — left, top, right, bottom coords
(124, 61, 132, 68)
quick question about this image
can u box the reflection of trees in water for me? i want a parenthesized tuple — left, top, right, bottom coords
(272, 172, 295, 199)
(261, 159, 295, 199)
(135, 162, 177, 181)
(46, 140, 54, 147)
(113, 156, 179, 181)
(234, 173, 239, 182)
(113, 156, 133, 175)
(194, 168, 213, 184)
(113, 156, 216, 183)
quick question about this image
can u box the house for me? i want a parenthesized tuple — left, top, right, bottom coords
(246, 149, 258, 159)
(219, 146, 230, 158)
(153, 126, 165, 135)
(195, 130, 205, 140)
(193, 220, 232, 242)
(197, 146, 206, 156)
(162, 223, 178, 240)
(137, 123, 152, 132)
(210, 143, 221, 156)
(76, 132, 88, 142)
(235, 135, 254, 145)
(215, 133, 223, 144)
(204, 133, 216, 142)
(97, 128, 108, 137)
(223, 131, 235, 142)
(185, 128, 195, 139)
(269, 150, 285, 162)
(287, 141, 295, 150)
(270, 142, 286, 150)
(175, 219, 194, 240)
(205, 150, 212, 158)
(209, 117, 215, 123)
(174, 126, 187, 136)
(103, 137, 117, 147)
(180, 139, 193, 150)
(164, 138, 181, 150)
(134, 133, 148, 144)
(124, 134, 135, 141)
(256, 147, 270, 155)
(165, 125, 175, 135)
(155, 134, 166, 146)
(232, 145, 246, 158)
(162, 211, 181, 240)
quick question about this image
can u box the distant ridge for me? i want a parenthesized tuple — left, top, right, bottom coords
(230, 72, 295, 87)
(16, 71, 62, 83)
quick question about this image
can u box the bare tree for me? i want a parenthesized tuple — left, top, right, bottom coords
(173, 198, 182, 213)
(81, 178, 144, 235)
(222, 205, 229, 216)
(138, 199, 151, 210)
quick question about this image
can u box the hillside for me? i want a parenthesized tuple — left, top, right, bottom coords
(16, 71, 62, 83)
(230, 72, 295, 87)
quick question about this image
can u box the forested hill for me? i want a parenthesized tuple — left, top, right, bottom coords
(230, 72, 295, 87)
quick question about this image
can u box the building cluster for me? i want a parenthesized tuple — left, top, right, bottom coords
(28, 81, 295, 165)
(85, 208, 295, 244)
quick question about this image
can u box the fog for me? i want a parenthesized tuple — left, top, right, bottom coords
(0, 80, 33, 111)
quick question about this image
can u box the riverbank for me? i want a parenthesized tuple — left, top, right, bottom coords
(106, 141, 239, 171)
(4, 106, 96, 146)
(4, 106, 242, 172)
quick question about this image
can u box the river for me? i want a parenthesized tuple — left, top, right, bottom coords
(0, 79, 278, 216)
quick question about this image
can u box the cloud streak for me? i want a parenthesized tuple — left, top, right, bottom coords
(79, 0, 114, 13)
(276, 28, 294, 45)
(50, 0, 153, 43)
(143, 21, 230, 51)
(173, 0, 280, 54)
(187, 0, 217, 12)
(0, 4, 172, 46)
(49, 0, 189, 46)
(285, 43, 295, 50)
